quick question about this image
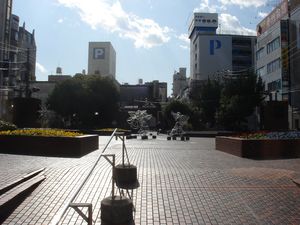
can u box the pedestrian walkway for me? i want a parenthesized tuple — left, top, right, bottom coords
(1, 136, 299, 225)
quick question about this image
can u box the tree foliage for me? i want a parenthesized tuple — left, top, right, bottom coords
(217, 72, 265, 130)
(163, 100, 192, 129)
(47, 75, 120, 128)
(190, 79, 222, 128)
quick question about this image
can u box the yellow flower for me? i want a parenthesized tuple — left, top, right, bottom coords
(0, 129, 83, 137)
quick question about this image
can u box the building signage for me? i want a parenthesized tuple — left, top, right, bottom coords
(257, 0, 288, 37)
(281, 20, 289, 100)
(93, 48, 105, 59)
(198, 35, 232, 79)
(210, 40, 222, 55)
(189, 12, 218, 37)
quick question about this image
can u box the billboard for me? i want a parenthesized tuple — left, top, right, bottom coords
(198, 35, 232, 79)
(257, 0, 288, 36)
(193, 13, 218, 28)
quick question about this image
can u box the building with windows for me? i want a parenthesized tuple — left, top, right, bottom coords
(119, 80, 167, 129)
(255, 0, 300, 129)
(0, 0, 36, 121)
(0, 0, 12, 86)
(88, 42, 116, 79)
(120, 80, 167, 108)
(172, 67, 188, 98)
(255, 0, 289, 102)
(188, 12, 256, 92)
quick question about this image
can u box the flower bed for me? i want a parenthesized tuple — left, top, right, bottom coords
(216, 131, 300, 159)
(0, 129, 98, 157)
(0, 128, 83, 137)
(94, 128, 131, 136)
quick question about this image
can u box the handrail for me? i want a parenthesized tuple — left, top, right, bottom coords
(50, 128, 118, 225)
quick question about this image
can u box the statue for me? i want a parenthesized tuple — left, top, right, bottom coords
(127, 110, 152, 135)
(169, 111, 189, 137)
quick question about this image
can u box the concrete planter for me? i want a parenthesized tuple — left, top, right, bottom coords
(215, 136, 300, 159)
(0, 135, 98, 157)
(91, 130, 131, 136)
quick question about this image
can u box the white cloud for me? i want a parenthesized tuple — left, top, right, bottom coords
(58, 18, 64, 23)
(179, 45, 189, 50)
(218, 13, 256, 35)
(194, 0, 226, 13)
(258, 12, 268, 18)
(36, 62, 47, 74)
(56, 0, 171, 48)
(178, 33, 189, 44)
(218, 0, 267, 8)
(177, 33, 190, 50)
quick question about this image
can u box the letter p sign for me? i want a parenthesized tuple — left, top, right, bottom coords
(94, 48, 105, 59)
(210, 40, 221, 55)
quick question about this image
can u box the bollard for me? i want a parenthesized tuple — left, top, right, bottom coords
(114, 164, 139, 189)
(141, 135, 148, 140)
(101, 196, 133, 225)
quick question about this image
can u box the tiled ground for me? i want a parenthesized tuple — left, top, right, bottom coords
(1, 136, 300, 225)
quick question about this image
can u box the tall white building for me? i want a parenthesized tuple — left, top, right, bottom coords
(189, 13, 218, 81)
(188, 12, 256, 95)
(88, 42, 116, 78)
(172, 67, 187, 98)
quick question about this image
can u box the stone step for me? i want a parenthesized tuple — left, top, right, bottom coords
(0, 167, 45, 196)
(0, 174, 46, 223)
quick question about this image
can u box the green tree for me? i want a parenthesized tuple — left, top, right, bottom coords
(217, 72, 264, 130)
(47, 75, 120, 128)
(190, 79, 222, 128)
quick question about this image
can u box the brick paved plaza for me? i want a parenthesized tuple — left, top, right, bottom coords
(0, 135, 300, 225)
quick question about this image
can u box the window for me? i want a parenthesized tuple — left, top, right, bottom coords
(267, 37, 280, 54)
(256, 47, 264, 60)
(267, 79, 281, 92)
(256, 66, 265, 76)
(267, 58, 281, 73)
(195, 54, 197, 60)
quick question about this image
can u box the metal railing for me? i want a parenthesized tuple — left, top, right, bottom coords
(50, 128, 118, 225)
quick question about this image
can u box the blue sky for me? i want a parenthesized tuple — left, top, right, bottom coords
(13, 0, 276, 96)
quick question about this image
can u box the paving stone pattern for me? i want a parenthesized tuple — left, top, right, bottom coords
(1, 136, 300, 225)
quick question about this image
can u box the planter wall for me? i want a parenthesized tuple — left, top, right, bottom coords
(0, 135, 98, 157)
(215, 136, 300, 159)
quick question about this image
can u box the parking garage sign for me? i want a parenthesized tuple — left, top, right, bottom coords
(93, 48, 105, 59)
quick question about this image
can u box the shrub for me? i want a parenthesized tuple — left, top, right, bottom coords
(0, 120, 17, 131)
(0, 128, 83, 137)
(235, 131, 300, 140)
